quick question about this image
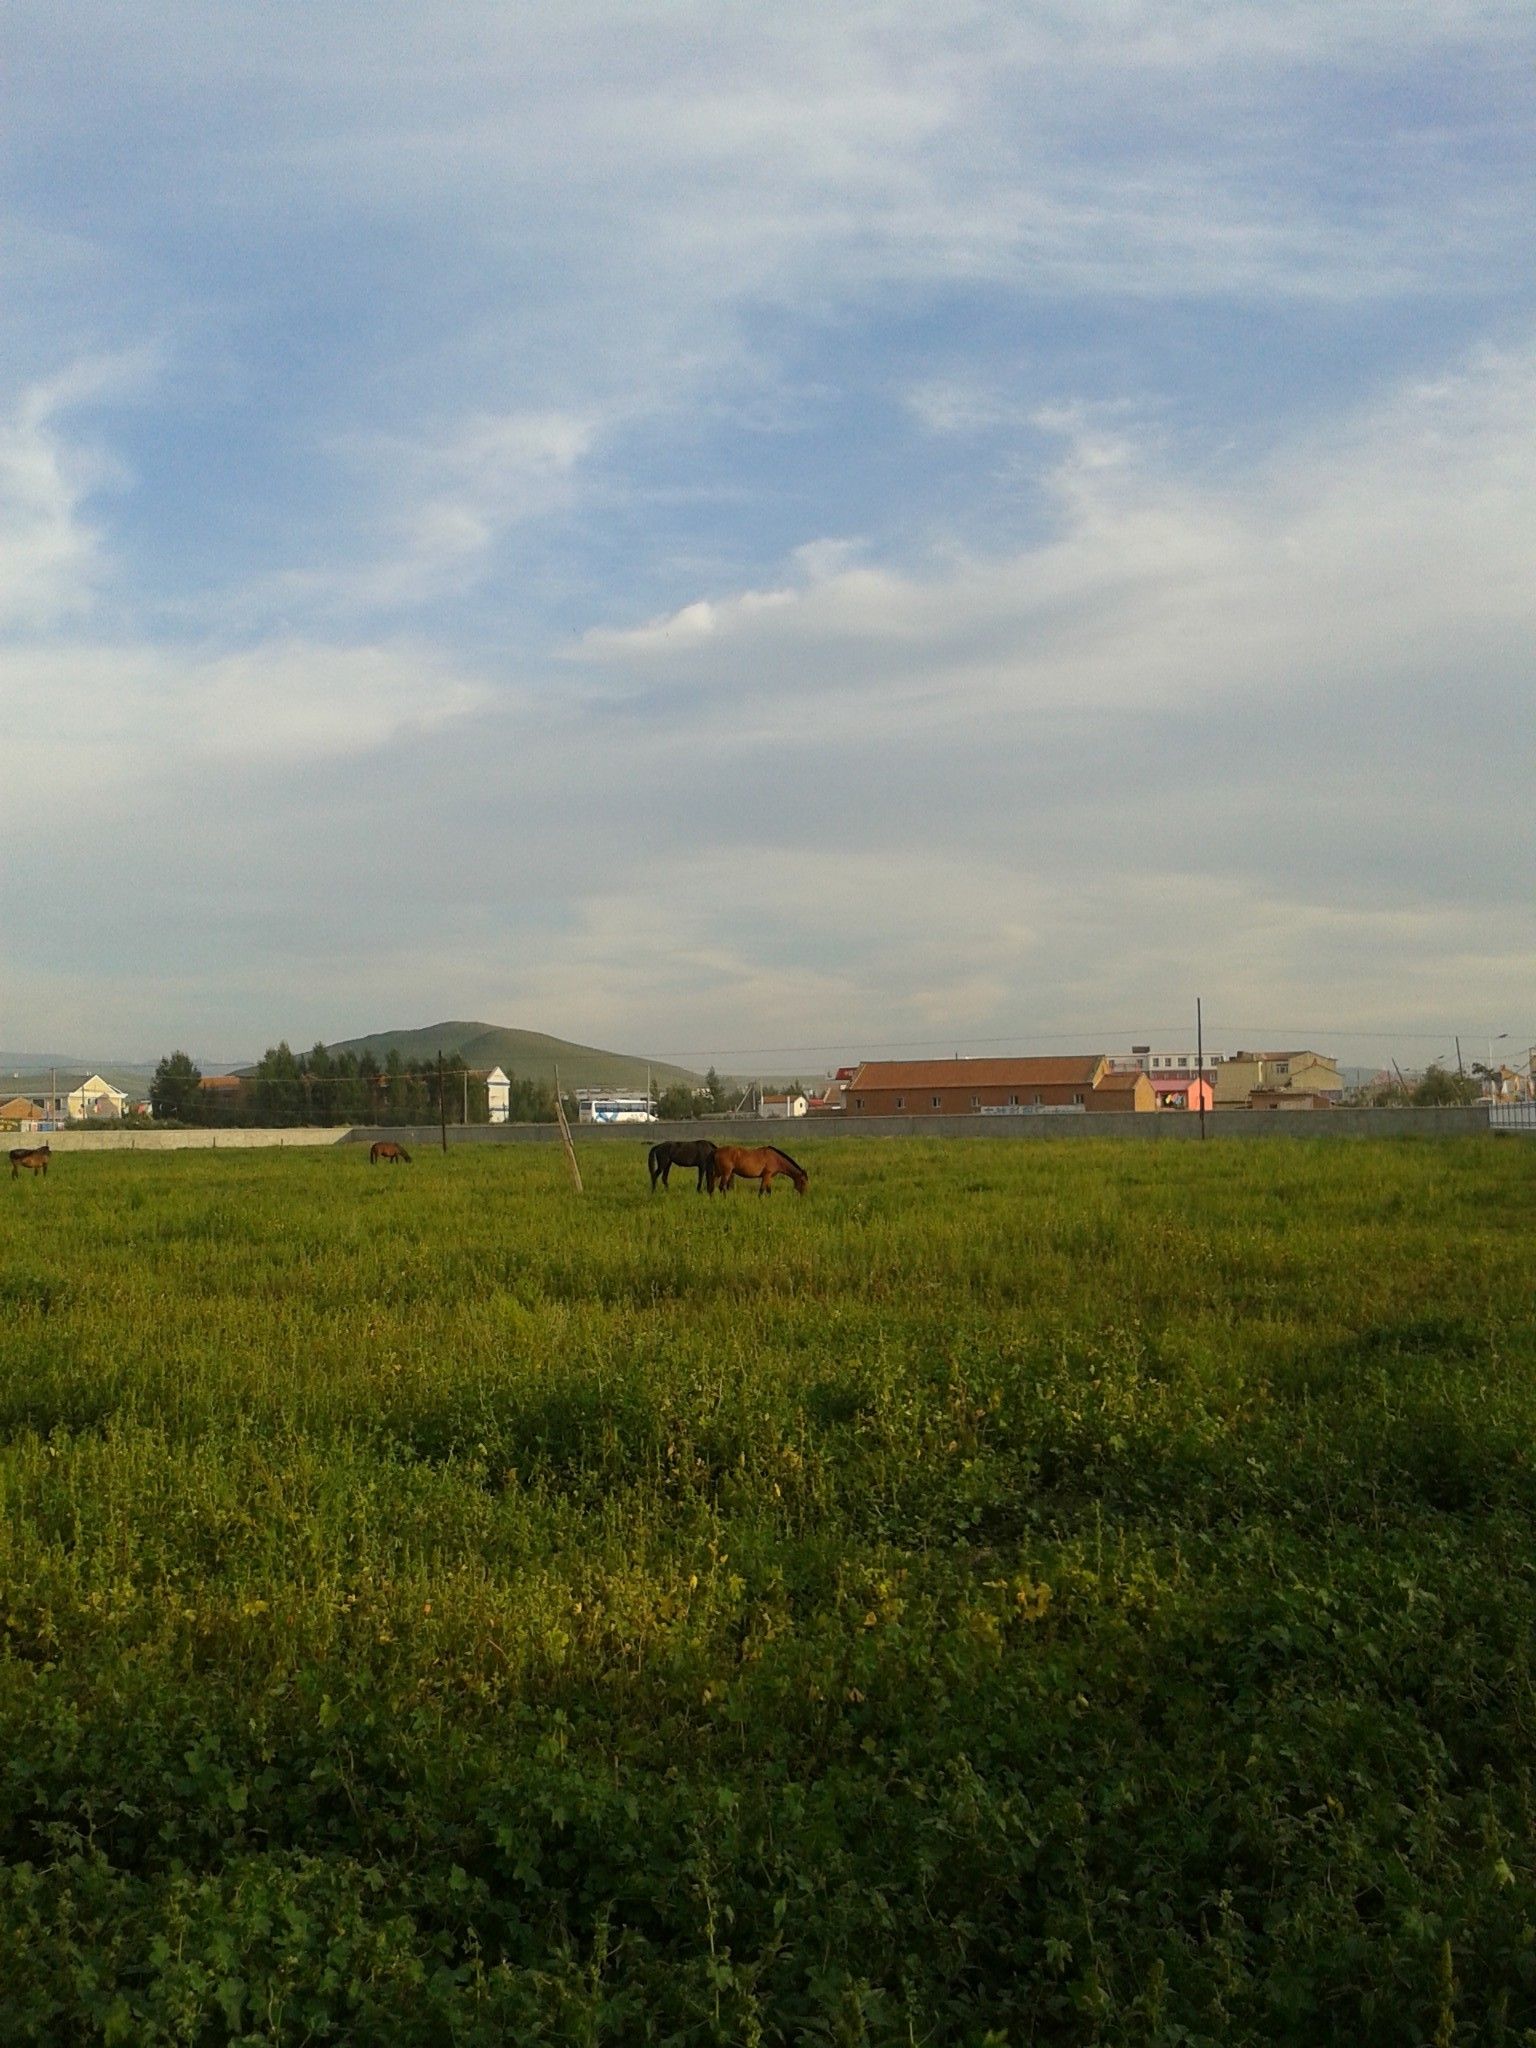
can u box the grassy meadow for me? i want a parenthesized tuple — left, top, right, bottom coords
(0, 1134, 1533, 2044)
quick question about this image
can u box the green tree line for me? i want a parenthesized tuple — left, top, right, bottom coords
(150, 1045, 562, 1128)
(1356, 1062, 1487, 1109)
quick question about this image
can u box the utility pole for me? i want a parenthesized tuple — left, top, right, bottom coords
(462, 1065, 468, 1125)
(1196, 998, 1206, 1141)
(438, 1050, 448, 1154)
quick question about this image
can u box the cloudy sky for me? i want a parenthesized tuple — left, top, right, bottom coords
(3, 2, 1533, 1071)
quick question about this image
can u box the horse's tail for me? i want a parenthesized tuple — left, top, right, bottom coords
(648, 1143, 663, 1171)
(771, 1146, 805, 1177)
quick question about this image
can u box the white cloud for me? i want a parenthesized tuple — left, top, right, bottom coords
(6, 330, 1532, 1061)
(2, 6, 1532, 1055)
(579, 585, 798, 658)
(0, 356, 151, 631)
(905, 378, 1042, 437)
(569, 333, 1536, 740)
(0, 637, 491, 792)
(284, 407, 601, 616)
(243, 1, 1526, 306)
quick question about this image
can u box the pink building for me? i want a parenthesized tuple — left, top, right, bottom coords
(1149, 1074, 1214, 1112)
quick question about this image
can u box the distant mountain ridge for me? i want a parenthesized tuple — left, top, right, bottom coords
(319, 1022, 702, 1093)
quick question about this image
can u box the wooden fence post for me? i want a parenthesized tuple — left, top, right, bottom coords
(552, 1065, 583, 1192)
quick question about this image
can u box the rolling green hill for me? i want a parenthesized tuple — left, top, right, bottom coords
(321, 1021, 702, 1093)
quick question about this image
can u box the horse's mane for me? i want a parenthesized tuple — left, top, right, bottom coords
(769, 1145, 806, 1176)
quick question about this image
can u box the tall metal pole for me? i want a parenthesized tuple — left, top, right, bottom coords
(1197, 998, 1206, 1141)
(438, 1050, 448, 1154)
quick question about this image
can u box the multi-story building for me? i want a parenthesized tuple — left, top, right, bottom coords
(1115, 1045, 1228, 1075)
(1212, 1051, 1343, 1107)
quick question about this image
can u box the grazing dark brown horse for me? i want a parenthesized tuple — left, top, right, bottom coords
(648, 1138, 718, 1192)
(710, 1144, 807, 1196)
(369, 1140, 411, 1165)
(9, 1145, 50, 1179)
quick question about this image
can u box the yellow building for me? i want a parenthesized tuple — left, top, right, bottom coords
(1088, 1071, 1157, 1112)
(1213, 1050, 1342, 1107)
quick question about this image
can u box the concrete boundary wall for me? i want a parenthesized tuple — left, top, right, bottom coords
(14, 1127, 350, 1153)
(349, 1106, 1491, 1146)
(23, 1106, 1489, 1153)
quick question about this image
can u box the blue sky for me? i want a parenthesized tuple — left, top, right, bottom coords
(2, 2, 1533, 1070)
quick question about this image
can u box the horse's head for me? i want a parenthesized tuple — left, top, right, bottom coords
(790, 1168, 808, 1195)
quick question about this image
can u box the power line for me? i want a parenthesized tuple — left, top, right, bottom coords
(214, 1023, 1529, 1077)
(652, 1023, 1525, 1062)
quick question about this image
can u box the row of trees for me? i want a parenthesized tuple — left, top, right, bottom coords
(149, 1050, 748, 1128)
(150, 1045, 561, 1128)
(654, 1069, 733, 1120)
(1353, 1062, 1490, 1108)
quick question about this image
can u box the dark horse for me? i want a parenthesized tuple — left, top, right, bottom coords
(709, 1144, 808, 1196)
(649, 1138, 717, 1192)
(369, 1140, 411, 1165)
(9, 1144, 50, 1179)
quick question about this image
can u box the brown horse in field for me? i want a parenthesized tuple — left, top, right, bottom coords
(710, 1144, 807, 1196)
(9, 1145, 50, 1179)
(369, 1140, 411, 1165)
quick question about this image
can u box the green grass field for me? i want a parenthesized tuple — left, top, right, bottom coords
(1, 1136, 1533, 2044)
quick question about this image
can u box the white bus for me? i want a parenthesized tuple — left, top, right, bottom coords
(574, 1090, 656, 1125)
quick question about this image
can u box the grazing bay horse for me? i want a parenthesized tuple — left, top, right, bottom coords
(710, 1144, 808, 1196)
(369, 1140, 411, 1165)
(649, 1138, 718, 1192)
(9, 1145, 50, 1179)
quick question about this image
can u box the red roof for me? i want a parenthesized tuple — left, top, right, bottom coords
(848, 1055, 1105, 1091)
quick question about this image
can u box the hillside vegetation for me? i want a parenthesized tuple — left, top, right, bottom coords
(0, 1137, 1533, 2043)
(320, 1020, 703, 1092)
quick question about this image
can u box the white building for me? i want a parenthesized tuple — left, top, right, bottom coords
(760, 1092, 808, 1118)
(66, 1074, 128, 1121)
(486, 1066, 511, 1124)
(1114, 1045, 1228, 1075)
